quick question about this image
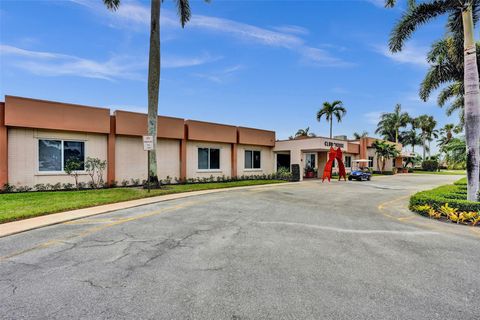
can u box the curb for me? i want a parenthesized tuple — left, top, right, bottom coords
(0, 181, 299, 238)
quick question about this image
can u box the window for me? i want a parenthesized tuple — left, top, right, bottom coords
(305, 153, 315, 169)
(198, 148, 220, 170)
(368, 156, 374, 168)
(345, 156, 352, 168)
(38, 139, 85, 172)
(245, 150, 261, 169)
(392, 158, 396, 168)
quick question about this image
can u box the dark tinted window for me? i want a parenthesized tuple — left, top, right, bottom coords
(63, 141, 85, 170)
(209, 148, 220, 169)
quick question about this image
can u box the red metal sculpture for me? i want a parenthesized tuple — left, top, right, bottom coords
(322, 147, 347, 182)
(322, 147, 337, 182)
(336, 147, 347, 181)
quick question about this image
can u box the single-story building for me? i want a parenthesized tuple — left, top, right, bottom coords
(0, 95, 405, 188)
(274, 136, 403, 180)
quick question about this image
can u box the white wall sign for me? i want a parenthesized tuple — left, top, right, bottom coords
(143, 135, 154, 151)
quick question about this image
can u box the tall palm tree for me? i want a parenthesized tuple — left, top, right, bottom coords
(401, 127, 422, 154)
(437, 123, 456, 147)
(375, 104, 410, 143)
(417, 115, 438, 160)
(353, 131, 369, 139)
(385, 0, 480, 201)
(295, 127, 316, 138)
(104, 0, 206, 184)
(316, 100, 347, 138)
(419, 36, 479, 127)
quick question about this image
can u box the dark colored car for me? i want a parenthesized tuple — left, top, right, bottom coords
(348, 168, 372, 181)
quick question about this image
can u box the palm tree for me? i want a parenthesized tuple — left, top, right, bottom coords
(401, 127, 422, 154)
(385, 0, 480, 201)
(104, 0, 206, 184)
(375, 104, 410, 143)
(442, 137, 467, 169)
(419, 36, 479, 127)
(295, 127, 316, 138)
(437, 123, 456, 148)
(316, 100, 347, 138)
(372, 140, 400, 173)
(416, 115, 438, 160)
(353, 131, 369, 139)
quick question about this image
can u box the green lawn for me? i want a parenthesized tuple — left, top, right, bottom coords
(0, 180, 286, 224)
(411, 169, 466, 175)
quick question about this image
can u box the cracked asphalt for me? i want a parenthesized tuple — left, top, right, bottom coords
(1, 174, 479, 320)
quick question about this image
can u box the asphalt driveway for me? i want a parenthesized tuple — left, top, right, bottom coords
(1, 174, 478, 320)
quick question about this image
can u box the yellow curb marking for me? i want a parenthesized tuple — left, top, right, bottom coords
(377, 195, 480, 238)
(0, 200, 200, 262)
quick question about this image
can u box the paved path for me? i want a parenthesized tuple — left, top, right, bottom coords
(1, 175, 478, 320)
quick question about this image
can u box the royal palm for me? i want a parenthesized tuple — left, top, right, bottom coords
(386, 0, 480, 201)
(316, 100, 347, 138)
(104, 0, 207, 183)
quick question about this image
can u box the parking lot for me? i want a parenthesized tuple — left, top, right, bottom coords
(1, 174, 478, 320)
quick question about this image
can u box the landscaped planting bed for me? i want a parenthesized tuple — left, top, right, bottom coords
(0, 180, 286, 224)
(410, 177, 480, 226)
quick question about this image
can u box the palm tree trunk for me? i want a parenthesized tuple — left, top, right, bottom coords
(147, 0, 160, 183)
(329, 117, 333, 138)
(462, 6, 480, 201)
(422, 138, 426, 161)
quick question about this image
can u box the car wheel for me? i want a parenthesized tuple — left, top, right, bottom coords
(367, 176, 371, 181)
(348, 176, 352, 181)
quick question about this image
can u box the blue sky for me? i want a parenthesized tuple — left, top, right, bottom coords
(0, 0, 458, 142)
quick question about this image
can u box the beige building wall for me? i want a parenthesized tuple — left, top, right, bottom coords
(186, 141, 231, 179)
(8, 128, 107, 187)
(367, 148, 394, 171)
(115, 136, 180, 183)
(236, 145, 274, 176)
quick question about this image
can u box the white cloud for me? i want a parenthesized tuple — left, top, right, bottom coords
(193, 64, 244, 83)
(70, 0, 351, 67)
(271, 25, 309, 36)
(0, 44, 219, 81)
(375, 43, 429, 67)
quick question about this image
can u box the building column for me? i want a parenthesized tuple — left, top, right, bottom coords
(231, 143, 237, 178)
(180, 139, 187, 182)
(107, 115, 116, 185)
(0, 103, 7, 189)
(359, 137, 368, 160)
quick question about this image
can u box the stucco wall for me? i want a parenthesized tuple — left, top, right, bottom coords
(367, 148, 394, 171)
(236, 145, 274, 176)
(115, 136, 180, 183)
(186, 141, 231, 178)
(8, 128, 107, 187)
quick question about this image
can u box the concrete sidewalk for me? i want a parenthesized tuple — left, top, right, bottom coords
(0, 182, 297, 238)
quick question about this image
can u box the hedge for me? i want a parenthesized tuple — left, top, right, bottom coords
(410, 178, 480, 212)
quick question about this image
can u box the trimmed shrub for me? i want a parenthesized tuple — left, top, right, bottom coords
(410, 179, 480, 213)
(421, 160, 439, 172)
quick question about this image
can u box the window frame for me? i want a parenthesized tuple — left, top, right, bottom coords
(37, 138, 86, 175)
(244, 150, 262, 170)
(368, 156, 374, 168)
(345, 156, 352, 168)
(197, 147, 221, 172)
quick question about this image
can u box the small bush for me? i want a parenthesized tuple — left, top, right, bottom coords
(63, 183, 74, 190)
(421, 160, 439, 172)
(121, 179, 129, 187)
(34, 183, 48, 191)
(16, 185, 32, 192)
